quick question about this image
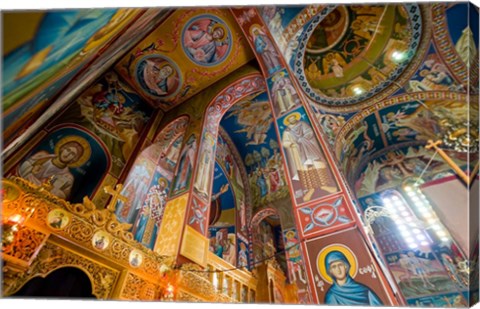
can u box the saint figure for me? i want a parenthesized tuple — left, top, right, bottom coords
(324, 251, 383, 306)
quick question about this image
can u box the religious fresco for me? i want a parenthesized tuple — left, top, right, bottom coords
(2, 4, 479, 307)
(2, 9, 142, 140)
(133, 170, 169, 249)
(433, 244, 470, 290)
(296, 4, 424, 108)
(182, 15, 232, 66)
(209, 225, 237, 266)
(406, 48, 463, 93)
(171, 134, 197, 196)
(259, 6, 305, 52)
(433, 3, 479, 86)
(216, 131, 250, 238)
(337, 113, 382, 180)
(135, 55, 183, 100)
(208, 162, 236, 227)
(252, 220, 277, 264)
(249, 24, 283, 76)
(267, 69, 301, 117)
(277, 108, 339, 205)
(47, 70, 153, 177)
(357, 187, 472, 304)
(116, 8, 254, 110)
(260, 6, 327, 64)
(385, 250, 461, 301)
(309, 106, 352, 147)
(283, 228, 308, 284)
(407, 292, 468, 307)
(193, 132, 216, 201)
(220, 92, 289, 208)
(114, 117, 188, 249)
(12, 126, 109, 203)
(304, 228, 392, 305)
(297, 195, 354, 237)
(115, 156, 156, 224)
(332, 92, 474, 187)
(354, 145, 466, 198)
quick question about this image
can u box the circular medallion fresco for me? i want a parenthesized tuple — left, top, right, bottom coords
(182, 14, 232, 66)
(295, 4, 423, 108)
(135, 55, 182, 99)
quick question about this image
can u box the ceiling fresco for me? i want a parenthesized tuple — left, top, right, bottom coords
(296, 4, 424, 109)
(115, 8, 255, 111)
(433, 3, 479, 87)
(220, 92, 290, 208)
(333, 91, 475, 188)
(354, 144, 468, 198)
(2, 9, 170, 145)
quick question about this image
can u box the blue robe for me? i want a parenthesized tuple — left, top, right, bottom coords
(134, 214, 148, 243)
(257, 175, 268, 197)
(324, 251, 383, 306)
(325, 276, 383, 306)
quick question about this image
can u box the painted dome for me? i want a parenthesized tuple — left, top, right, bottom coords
(295, 4, 423, 109)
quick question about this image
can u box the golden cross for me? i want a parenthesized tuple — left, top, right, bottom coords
(104, 184, 128, 212)
(426, 140, 470, 185)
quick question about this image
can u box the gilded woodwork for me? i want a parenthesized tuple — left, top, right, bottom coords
(180, 225, 209, 267)
(1, 177, 175, 299)
(120, 272, 160, 300)
(2, 225, 48, 267)
(1, 177, 258, 302)
(3, 241, 119, 299)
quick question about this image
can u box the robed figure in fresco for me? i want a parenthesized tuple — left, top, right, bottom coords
(18, 136, 91, 200)
(282, 112, 337, 198)
(324, 251, 383, 306)
(250, 26, 281, 75)
(133, 177, 169, 249)
(183, 18, 230, 65)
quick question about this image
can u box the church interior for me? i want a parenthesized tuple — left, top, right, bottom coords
(1, 2, 479, 307)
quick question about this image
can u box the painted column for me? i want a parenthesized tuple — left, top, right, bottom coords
(156, 74, 267, 266)
(230, 7, 397, 305)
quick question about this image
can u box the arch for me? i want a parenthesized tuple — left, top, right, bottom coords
(251, 207, 280, 232)
(153, 115, 190, 147)
(4, 242, 118, 299)
(217, 127, 253, 231)
(12, 266, 95, 298)
(114, 115, 190, 249)
(183, 74, 266, 235)
(333, 91, 469, 187)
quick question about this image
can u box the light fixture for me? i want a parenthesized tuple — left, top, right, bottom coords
(353, 87, 363, 95)
(391, 51, 405, 62)
(405, 185, 453, 244)
(2, 213, 26, 247)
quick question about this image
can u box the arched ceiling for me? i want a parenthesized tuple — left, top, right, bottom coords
(334, 91, 476, 189)
(115, 8, 255, 111)
(220, 91, 290, 209)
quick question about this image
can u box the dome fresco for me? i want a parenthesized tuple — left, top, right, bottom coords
(294, 4, 425, 110)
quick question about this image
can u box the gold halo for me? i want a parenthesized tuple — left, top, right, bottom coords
(158, 177, 168, 187)
(286, 230, 295, 238)
(271, 71, 286, 82)
(283, 112, 301, 126)
(54, 135, 91, 168)
(249, 24, 262, 37)
(211, 23, 227, 41)
(316, 244, 358, 284)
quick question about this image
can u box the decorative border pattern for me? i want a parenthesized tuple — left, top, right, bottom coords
(431, 4, 469, 85)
